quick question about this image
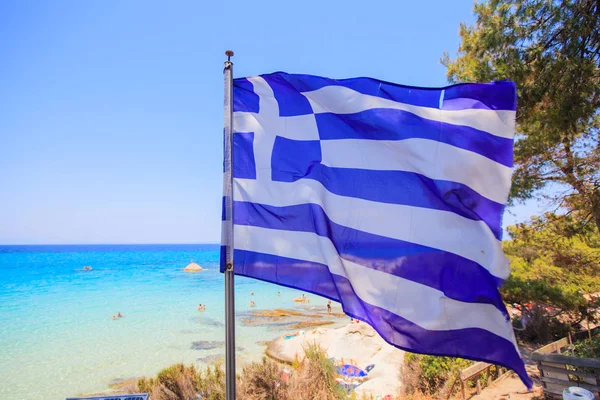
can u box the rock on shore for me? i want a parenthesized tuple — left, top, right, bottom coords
(183, 262, 203, 272)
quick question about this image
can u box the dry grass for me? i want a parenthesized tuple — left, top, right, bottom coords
(136, 363, 199, 400)
(287, 342, 348, 400)
(238, 357, 288, 400)
(135, 363, 225, 400)
(129, 344, 372, 400)
(241, 342, 349, 399)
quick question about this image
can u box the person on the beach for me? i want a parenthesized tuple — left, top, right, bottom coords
(327, 300, 332, 314)
(249, 300, 255, 307)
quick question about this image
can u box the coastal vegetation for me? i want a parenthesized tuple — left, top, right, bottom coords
(132, 343, 374, 400)
(503, 212, 600, 342)
(402, 354, 471, 396)
(572, 335, 600, 359)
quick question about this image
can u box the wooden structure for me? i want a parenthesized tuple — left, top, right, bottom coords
(459, 362, 506, 400)
(532, 328, 600, 399)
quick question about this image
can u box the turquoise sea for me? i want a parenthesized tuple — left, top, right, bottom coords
(0, 244, 330, 400)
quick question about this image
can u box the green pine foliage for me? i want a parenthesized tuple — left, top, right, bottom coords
(443, 0, 600, 231)
(502, 212, 600, 315)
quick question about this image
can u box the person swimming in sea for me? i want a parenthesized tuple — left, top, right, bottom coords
(249, 300, 256, 307)
(198, 304, 206, 311)
(277, 292, 280, 297)
(117, 312, 122, 318)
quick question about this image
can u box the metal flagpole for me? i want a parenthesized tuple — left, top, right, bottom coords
(223, 49, 236, 400)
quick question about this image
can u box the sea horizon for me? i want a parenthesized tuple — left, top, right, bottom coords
(0, 243, 222, 248)
(0, 243, 337, 400)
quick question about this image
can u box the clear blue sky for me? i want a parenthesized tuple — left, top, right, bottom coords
(0, 0, 540, 244)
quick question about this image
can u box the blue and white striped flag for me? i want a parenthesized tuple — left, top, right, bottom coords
(222, 72, 531, 387)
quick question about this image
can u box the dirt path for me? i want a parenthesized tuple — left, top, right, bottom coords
(469, 346, 543, 400)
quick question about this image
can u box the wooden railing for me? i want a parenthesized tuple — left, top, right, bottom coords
(531, 328, 600, 399)
(458, 362, 506, 400)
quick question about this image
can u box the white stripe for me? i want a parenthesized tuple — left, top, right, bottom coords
(234, 112, 319, 141)
(233, 112, 262, 133)
(233, 178, 510, 280)
(248, 76, 279, 117)
(246, 77, 277, 182)
(303, 85, 516, 139)
(235, 224, 517, 347)
(320, 138, 512, 204)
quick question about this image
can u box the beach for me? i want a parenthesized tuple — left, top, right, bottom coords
(0, 244, 383, 400)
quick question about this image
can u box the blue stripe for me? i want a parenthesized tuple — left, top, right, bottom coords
(238, 72, 517, 113)
(220, 244, 226, 273)
(234, 201, 506, 311)
(234, 249, 531, 388)
(233, 132, 256, 179)
(328, 273, 531, 388)
(262, 74, 314, 116)
(233, 78, 259, 113)
(270, 137, 504, 240)
(235, 249, 338, 297)
(443, 81, 517, 111)
(315, 109, 513, 167)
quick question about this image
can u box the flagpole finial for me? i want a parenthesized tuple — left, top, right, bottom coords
(225, 50, 234, 62)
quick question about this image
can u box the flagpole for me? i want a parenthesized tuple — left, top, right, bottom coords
(223, 49, 236, 400)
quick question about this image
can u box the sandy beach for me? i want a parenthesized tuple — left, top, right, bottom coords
(265, 318, 404, 398)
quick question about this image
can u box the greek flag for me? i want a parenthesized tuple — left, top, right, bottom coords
(222, 72, 531, 387)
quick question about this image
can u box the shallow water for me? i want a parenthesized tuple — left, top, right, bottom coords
(0, 244, 334, 400)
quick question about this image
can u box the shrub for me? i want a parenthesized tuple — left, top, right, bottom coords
(403, 353, 471, 395)
(572, 336, 600, 359)
(132, 344, 366, 400)
(135, 363, 223, 400)
(197, 363, 225, 400)
(135, 363, 199, 400)
(238, 357, 287, 400)
(287, 342, 347, 400)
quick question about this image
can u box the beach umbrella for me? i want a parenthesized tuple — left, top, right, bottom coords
(336, 364, 367, 378)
